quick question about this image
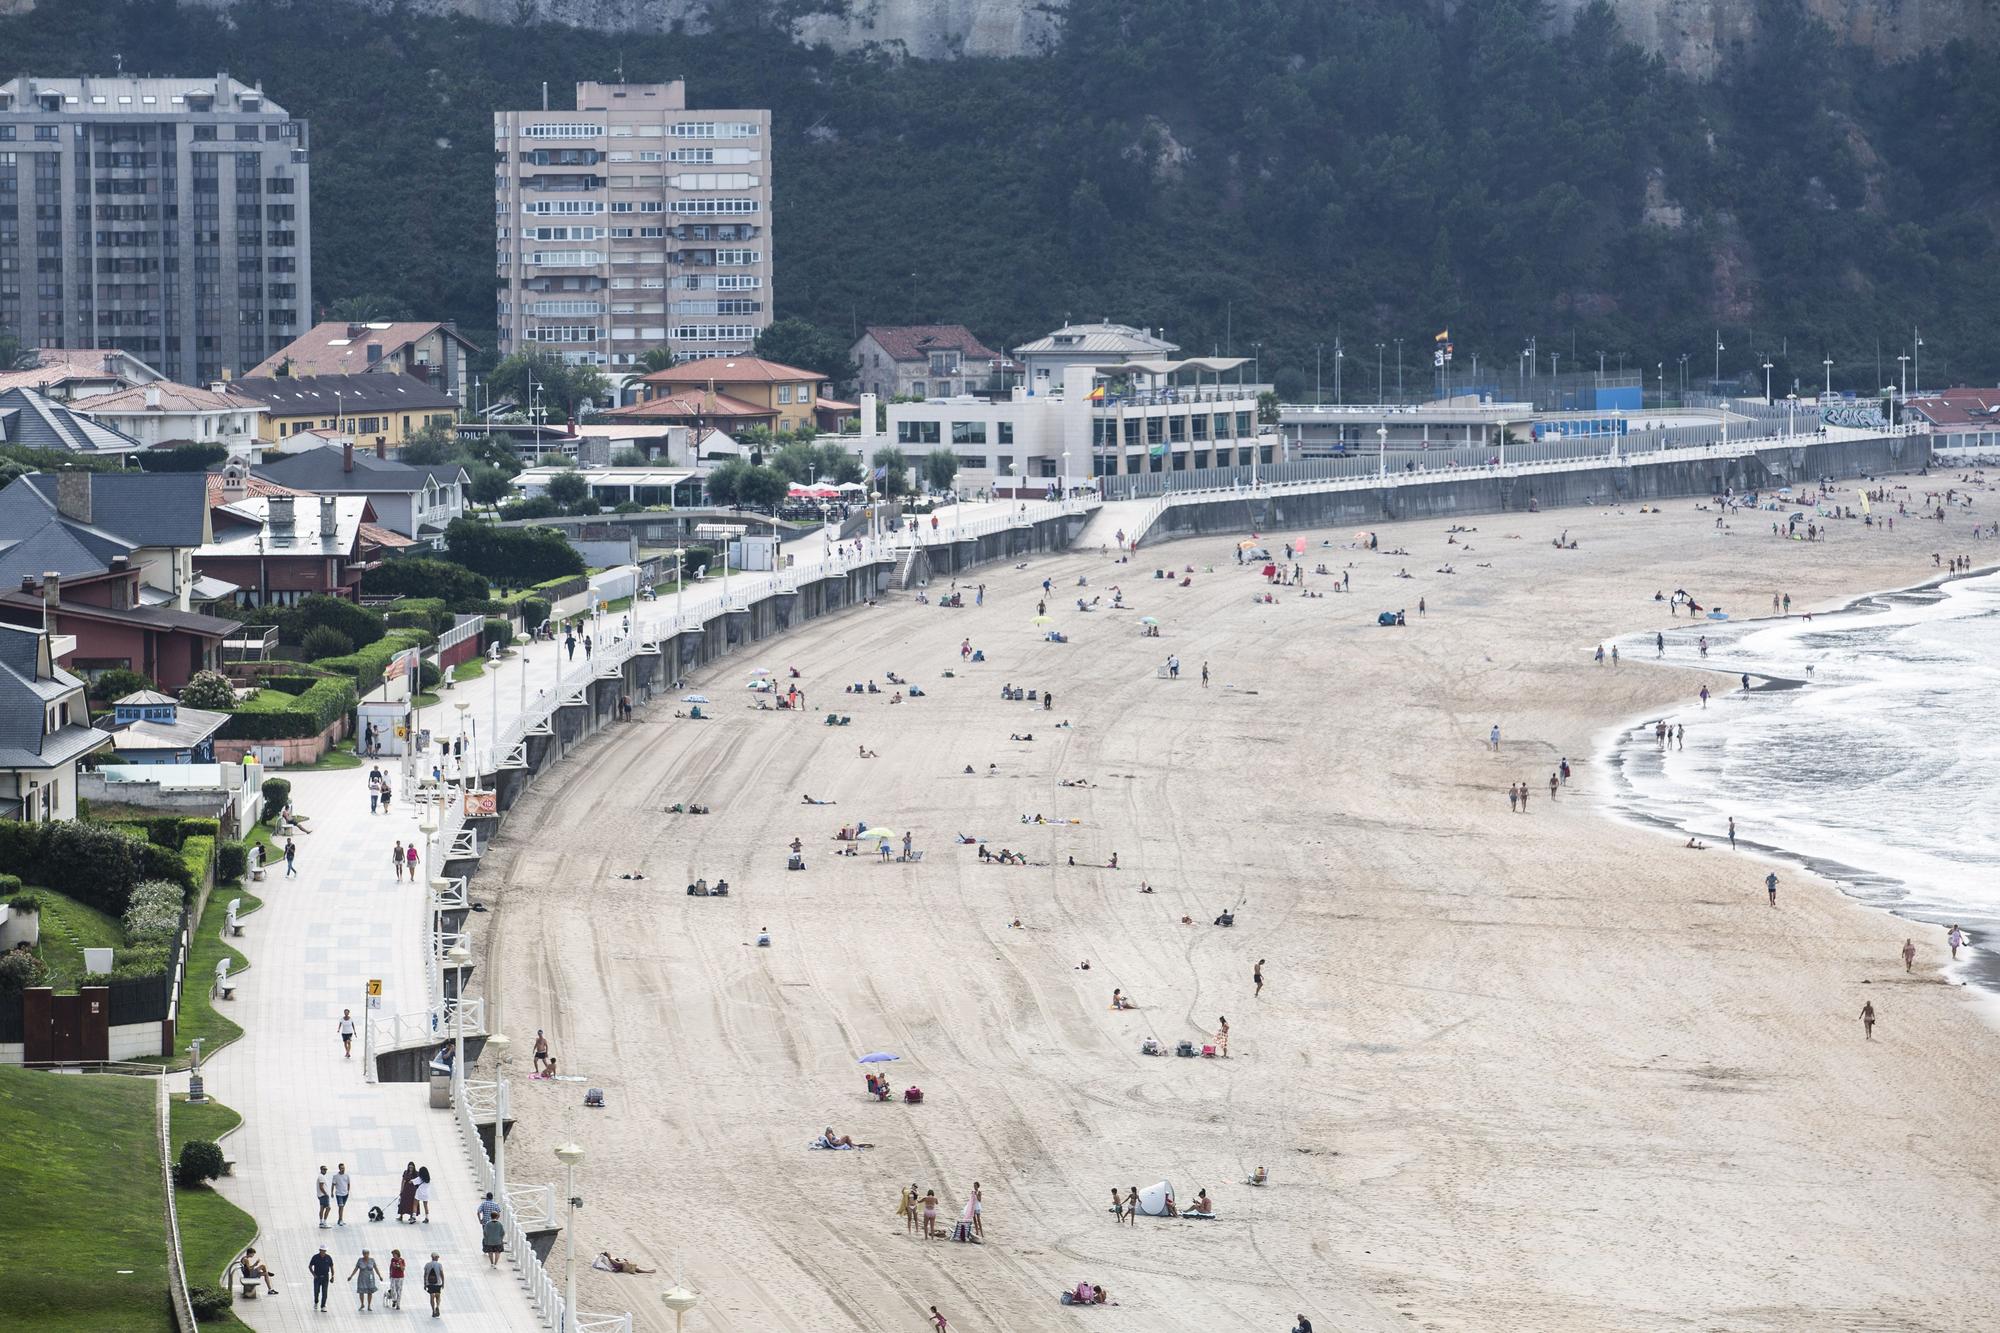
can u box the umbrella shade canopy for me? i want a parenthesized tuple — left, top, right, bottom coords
(1237, 539, 1256, 549)
(857, 1052, 900, 1064)
(750, 667, 772, 676)
(1032, 615, 1053, 625)
(1139, 616, 1160, 626)
(681, 694, 710, 704)
(863, 830, 903, 842)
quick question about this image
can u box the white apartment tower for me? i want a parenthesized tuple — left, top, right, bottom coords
(494, 81, 772, 370)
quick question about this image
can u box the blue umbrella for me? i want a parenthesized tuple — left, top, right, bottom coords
(857, 1052, 900, 1064)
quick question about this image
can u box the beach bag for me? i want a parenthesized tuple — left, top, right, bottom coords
(1175, 1040, 1196, 1058)
(903, 1086, 924, 1104)
(584, 1088, 605, 1108)
(1140, 1037, 1161, 1056)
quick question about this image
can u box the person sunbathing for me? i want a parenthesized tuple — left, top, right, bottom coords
(593, 1252, 656, 1274)
(858, 745, 879, 758)
(1110, 989, 1133, 1010)
(802, 794, 835, 805)
(1249, 1166, 1267, 1185)
(819, 1127, 869, 1148)
(1190, 1189, 1214, 1215)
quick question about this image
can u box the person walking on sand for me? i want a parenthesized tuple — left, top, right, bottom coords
(1699, 685, 1710, 709)
(1549, 773, 1559, 801)
(423, 1253, 445, 1317)
(1766, 871, 1778, 907)
(1111, 1186, 1126, 1222)
(393, 839, 405, 882)
(1216, 1016, 1230, 1057)
(1490, 723, 1501, 751)
(1507, 784, 1517, 814)
(1123, 1186, 1139, 1227)
(1202, 661, 1209, 687)
(349, 1249, 381, 1311)
(930, 1306, 950, 1331)
(1902, 938, 1917, 972)
(338, 1009, 356, 1059)
(1254, 959, 1265, 997)
(1656, 631, 1664, 657)
(1949, 925, 1965, 960)
(922, 1188, 940, 1239)
(900, 1184, 920, 1236)
(1728, 817, 1736, 850)
(971, 1181, 984, 1239)
(1860, 1001, 1876, 1040)
(533, 1029, 550, 1076)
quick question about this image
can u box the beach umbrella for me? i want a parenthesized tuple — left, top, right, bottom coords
(749, 667, 772, 676)
(856, 1052, 900, 1064)
(1139, 616, 1160, 626)
(1237, 539, 1256, 549)
(1032, 615, 1053, 625)
(681, 694, 709, 704)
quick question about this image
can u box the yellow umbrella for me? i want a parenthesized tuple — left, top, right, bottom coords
(1032, 615, 1053, 625)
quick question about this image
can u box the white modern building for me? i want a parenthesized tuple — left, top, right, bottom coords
(861, 359, 1269, 495)
(1012, 322, 1178, 394)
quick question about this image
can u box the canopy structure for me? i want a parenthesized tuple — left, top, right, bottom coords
(1135, 1180, 1177, 1217)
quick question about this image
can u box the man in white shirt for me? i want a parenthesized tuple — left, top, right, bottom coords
(317, 1165, 332, 1228)
(331, 1164, 352, 1226)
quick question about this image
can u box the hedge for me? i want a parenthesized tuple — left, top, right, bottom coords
(359, 557, 491, 610)
(0, 820, 192, 917)
(385, 597, 452, 636)
(259, 779, 290, 824)
(101, 817, 219, 852)
(519, 596, 551, 630)
(181, 836, 216, 893)
(220, 677, 357, 741)
(217, 842, 247, 883)
(310, 628, 428, 697)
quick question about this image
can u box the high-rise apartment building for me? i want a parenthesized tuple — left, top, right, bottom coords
(0, 73, 311, 385)
(494, 81, 772, 371)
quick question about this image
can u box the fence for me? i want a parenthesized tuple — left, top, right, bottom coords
(159, 1074, 198, 1332)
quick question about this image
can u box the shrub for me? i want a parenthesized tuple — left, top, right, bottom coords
(178, 670, 236, 710)
(277, 595, 385, 651)
(482, 617, 514, 651)
(260, 778, 291, 823)
(359, 558, 490, 610)
(180, 836, 216, 891)
(0, 951, 45, 994)
(217, 841, 248, 883)
(0, 873, 23, 898)
(310, 629, 427, 697)
(136, 442, 229, 473)
(175, 1139, 227, 1189)
(419, 660, 441, 690)
(188, 1286, 232, 1320)
(89, 667, 156, 703)
(519, 596, 551, 630)
(0, 820, 191, 916)
(300, 625, 354, 661)
(222, 678, 357, 741)
(680, 545, 715, 578)
(384, 597, 452, 635)
(123, 879, 187, 944)
(98, 942, 171, 981)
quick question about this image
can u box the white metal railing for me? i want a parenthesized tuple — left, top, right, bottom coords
(1116, 423, 1928, 549)
(158, 1076, 198, 1332)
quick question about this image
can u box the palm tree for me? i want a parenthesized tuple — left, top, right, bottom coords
(639, 345, 676, 374)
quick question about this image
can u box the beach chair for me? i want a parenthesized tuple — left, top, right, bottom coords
(902, 1086, 924, 1105)
(1174, 1040, 1196, 1058)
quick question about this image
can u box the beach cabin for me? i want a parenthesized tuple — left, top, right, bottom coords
(108, 689, 228, 765)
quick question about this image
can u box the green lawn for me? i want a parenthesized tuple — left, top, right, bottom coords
(31, 888, 126, 993)
(170, 1095, 254, 1326)
(0, 1066, 170, 1332)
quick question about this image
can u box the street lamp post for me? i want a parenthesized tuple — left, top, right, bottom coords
(1377, 425, 1388, 479)
(555, 1142, 586, 1333)
(1762, 360, 1773, 406)
(1713, 332, 1724, 394)
(1375, 343, 1384, 401)
(1394, 338, 1403, 396)
(1314, 343, 1322, 405)
(1786, 392, 1797, 439)
(1897, 352, 1910, 401)
(1334, 344, 1343, 404)
(662, 1284, 702, 1332)
(446, 943, 471, 1091)
(453, 700, 471, 788)
(1657, 363, 1665, 408)
(1823, 358, 1834, 397)
(485, 1032, 510, 1207)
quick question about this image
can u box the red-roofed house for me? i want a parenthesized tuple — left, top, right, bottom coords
(0, 347, 165, 403)
(850, 325, 1012, 401)
(627, 356, 827, 433)
(249, 320, 478, 405)
(77, 380, 269, 458)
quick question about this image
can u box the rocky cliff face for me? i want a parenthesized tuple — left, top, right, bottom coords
(138, 0, 2000, 70)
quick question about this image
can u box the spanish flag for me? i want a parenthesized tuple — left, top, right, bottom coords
(1434, 329, 1451, 343)
(1087, 383, 1106, 401)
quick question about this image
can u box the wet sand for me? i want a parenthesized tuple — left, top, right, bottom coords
(480, 483, 2000, 1332)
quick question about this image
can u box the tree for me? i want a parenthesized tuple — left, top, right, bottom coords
(443, 518, 582, 589)
(179, 670, 236, 710)
(611, 447, 647, 467)
(466, 463, 514, 506)
(359, 557, 491, 609)
(1258, 390, 1281, 426)
(135, 443, 229, 473)
(638, 345, 676, 373)
(737, 464, 792, 509)
(924, 448, 959, 495)
(545, 471, 589, 509)
(300, 625, 354, 661)
(0, 328, 34, 372)
(487, 352, 609, 421)
(754, 318, 856, 388)
(704, 459, 751, 506)
(770, 440, 820, 484)
(91, 667, 157, 703)
(396, 425, 464, 465)
(499, 494, 561, 521)
(815, 441, 864, 485)
(326, 293, 416, 323)
(871, 445, 909, 496)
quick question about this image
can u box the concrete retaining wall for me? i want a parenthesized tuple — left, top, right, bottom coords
(1149, 435, 1928, 543)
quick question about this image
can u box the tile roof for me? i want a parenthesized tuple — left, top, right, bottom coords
(602, 389, 773, 420)
(254, 448, 468, 495)
(1903, 389, 2000, 428)
(0, 386, 147, 452)
(860, 325, 1002, 364)
(248, 321, 477, 380)
(230, 373, 459, 416)
(0, 348, 161, 396)
(21, 472, 212, 549)
(637, 356, 821, 386)
(80, 380, 269, 415)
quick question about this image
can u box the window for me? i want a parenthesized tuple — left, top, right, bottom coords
(668, 324, 758, 341)
(1146, 417, 1163, 445)
(522, 123, 604, 139)
(777, 385, 791, 404)
(714, 248, 759, 266)
(896, 421, 941, 445)
(910, 382, 925, 399)
(668, 198, 758, 215)
(1236, 411, 1253, 436)
(951, 420, 987, 445)
(668, 122, 760, 139)
(667, 173, 757, 191)
(997, 422, 1014, 445)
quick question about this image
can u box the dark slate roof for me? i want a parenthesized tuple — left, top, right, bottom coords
(0, 386, 145, 452)
(20, 472, 210, 549)
(254, 448, 467, 495)
(0, 592, 234, 637)
(231, 373, 458, 416)
(0, 522, 124, 587)
(0, 622, 109, 767)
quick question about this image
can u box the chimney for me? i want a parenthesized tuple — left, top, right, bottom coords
(144, 384, 161, 410)
(41, 572, 60, 610)
(18, 577, 33, 595)
(268, 496, 294, 529)
(55, 471, 92, 525)
(343, 442, 354, 472)
(110, 555, 129, 572)
(222, 465, 245, 502)
(102, 354, 120, 376)
(375, 436, 387, 460)
(320, 495, 337, 539)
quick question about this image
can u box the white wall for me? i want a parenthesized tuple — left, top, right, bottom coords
(109, 1021, 162, 1062)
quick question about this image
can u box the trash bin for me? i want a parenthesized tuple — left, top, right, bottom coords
(429, 1072, 452, 1109)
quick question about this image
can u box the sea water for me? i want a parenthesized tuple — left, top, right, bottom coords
(1606, 569, 2000, 988)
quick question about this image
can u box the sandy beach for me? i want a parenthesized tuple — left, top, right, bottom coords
(479, 478, 2000, 1332)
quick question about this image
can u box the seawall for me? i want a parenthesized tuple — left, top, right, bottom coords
(1145, 434, 1928, 543)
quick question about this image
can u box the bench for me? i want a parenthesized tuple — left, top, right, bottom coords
(440, 664, 457, 690)
(214, 958, 236, 1001)
(225, 897, 244, 937)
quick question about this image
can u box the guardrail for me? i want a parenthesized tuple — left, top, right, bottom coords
(1115, 424, 1927, 548)
(159, 1075, 198, 1332)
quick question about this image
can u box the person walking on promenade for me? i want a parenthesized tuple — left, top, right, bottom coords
(338, 1010, 357, 1059)
(393, 840, 406, 882)
(369, 769, 381, 814)
(331, 1163, 352, 1225)
(423, 1253, 445, 1317)
(349, 1249, 381, 1310)
(1766, 872, 1778, 907)
(308, 1245, 334, 1310)
(1902, 938, 1917, 972)
(406, 843, 419, 881)
(317, 1166, 332, 1228)
(415, 1165, 433, 1222)
(481, 1205, 506, 1268)
(284, 838, 298, 877)
(387, 1249, 406, 1309)
(565, 633, 576, 661)
(1860, 1001, 1877, 1040)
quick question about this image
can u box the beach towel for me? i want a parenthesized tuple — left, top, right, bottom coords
(809, 1137, 855, 1150)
